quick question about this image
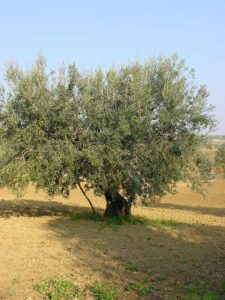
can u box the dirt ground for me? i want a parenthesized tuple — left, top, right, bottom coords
(0, 180, 224, 299)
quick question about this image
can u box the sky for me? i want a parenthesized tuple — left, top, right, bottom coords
(0, 0, 225, 134)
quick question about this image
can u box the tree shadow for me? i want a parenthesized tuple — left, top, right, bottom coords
(45, 214, 225, 297)
(0, 198, 96, 218)
(147, 202, 225, 217)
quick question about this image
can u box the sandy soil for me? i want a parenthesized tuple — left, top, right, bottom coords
(0, 180, 224, 299)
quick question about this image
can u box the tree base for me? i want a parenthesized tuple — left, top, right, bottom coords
(104, 190, 131, 217)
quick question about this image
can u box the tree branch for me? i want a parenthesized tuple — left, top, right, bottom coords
(78, 181, 97, 214)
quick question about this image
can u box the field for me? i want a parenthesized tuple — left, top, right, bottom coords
(0, 177, 224, 299)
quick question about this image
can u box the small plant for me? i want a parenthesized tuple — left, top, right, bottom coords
(125, 263, 139, 272)
(91, 282, 117, 300)
(33, 279, 79, 300)
(127, 277, 155, 297)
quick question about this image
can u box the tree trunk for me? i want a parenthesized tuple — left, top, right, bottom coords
(104, 190, 131, 217)
(78, 182, 97, 214)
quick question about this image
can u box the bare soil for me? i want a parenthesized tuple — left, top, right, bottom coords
(0, 180, 224, 299)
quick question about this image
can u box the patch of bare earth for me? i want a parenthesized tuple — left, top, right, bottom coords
(0, 180, 224, 299)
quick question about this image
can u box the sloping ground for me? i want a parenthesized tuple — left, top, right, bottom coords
(0, 180, 224, 299)
(210, 138, 225, 146)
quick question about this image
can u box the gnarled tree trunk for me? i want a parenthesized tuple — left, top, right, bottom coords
(104, 190, 131, 217)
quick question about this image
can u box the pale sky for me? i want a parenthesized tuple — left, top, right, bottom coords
(0, 0, 224, 134)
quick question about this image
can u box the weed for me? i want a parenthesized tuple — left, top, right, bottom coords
(125, 263, 139, 272)
(127, 277, 155, 297)
(33, 279, 79, 300)
(91, 282, 117, 300)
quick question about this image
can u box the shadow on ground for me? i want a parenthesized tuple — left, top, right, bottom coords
(147, 202, 225, 217)
(0, 198, 95, 218)
(1, 198, 224, 218)
(45, 211, 225, 298)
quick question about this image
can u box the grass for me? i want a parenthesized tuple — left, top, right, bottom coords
(175, 281, 222, 300)
(33, 279, 79, 300)
(32, 277, 224, 300)
(221, 282, 225, 292)
(149, 218, 178, 228)
(91, 282, 117, 300)
(71, 211, 104, 222)
(71, 211, 178, 228)
(34, 279, 119, 300)
(153, 274, 167, 282)
(126, 277, 156, 297)
(125, 262, 140, 272)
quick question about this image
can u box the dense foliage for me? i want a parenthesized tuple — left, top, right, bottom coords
(0, 55, 215, 216)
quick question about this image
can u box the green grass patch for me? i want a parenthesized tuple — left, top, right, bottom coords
(71, 211, 104, 222)
(125, 263, 139, 272)
(153, 274, 167, 282)
(33, 279, 79, 300)
(71, 212, 150, 226)
(127, 277, 155, 297)
(221, 282, 225, 292)
(149, 218, 178, 228)
(71, 212, 177, 228)
(176, 281, 222, 300)
(91, 282, 117, 300)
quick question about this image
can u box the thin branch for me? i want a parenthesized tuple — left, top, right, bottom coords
(78, 181, 97, 214)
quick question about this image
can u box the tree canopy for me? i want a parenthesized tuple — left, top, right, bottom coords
(0, 55, 215, 216)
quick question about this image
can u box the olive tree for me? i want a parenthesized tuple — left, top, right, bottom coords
(0, 55, 215, 216)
